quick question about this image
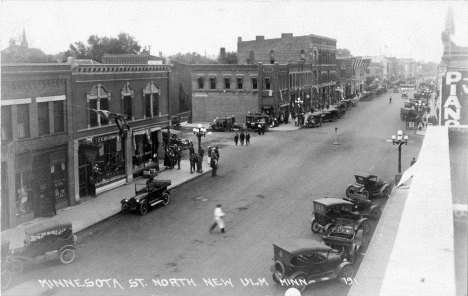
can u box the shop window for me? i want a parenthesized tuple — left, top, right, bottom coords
(265, 77, 271, 90)
(1, 106, 13, 141)
(15, 171, 32, 216)
(17, 104, 30, 138)
(53, 101, 65, 133)
(252, 77, 258, 90)
(87, 84, 111, 128)
(210, 77, 216, 90)
(237, 77, 243, 89)
(143, 81, 160, 118)
(197, 76, 204, 89)
(51, 162, 67, 202)
(224, 77, 231, 89)
(92, 137, 125, 187)
(133, 131, 157, 170)
(38, 102, 50, 136)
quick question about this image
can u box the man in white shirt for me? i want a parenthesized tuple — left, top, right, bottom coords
(209, 204, 226, 233)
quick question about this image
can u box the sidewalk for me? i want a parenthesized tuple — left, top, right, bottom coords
(1, 159, 212, 249)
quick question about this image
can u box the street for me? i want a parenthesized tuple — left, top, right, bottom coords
(11, 90, 424, 296)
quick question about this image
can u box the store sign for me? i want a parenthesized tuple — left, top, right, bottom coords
(93, 134, 117, 143)
(441, 70, 468, 126)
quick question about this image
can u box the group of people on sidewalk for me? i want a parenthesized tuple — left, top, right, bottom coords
(164, 144, 182, 170)
(234, 131, 251, 146)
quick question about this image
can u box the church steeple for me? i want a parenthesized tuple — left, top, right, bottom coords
(20, 28, 28, 48)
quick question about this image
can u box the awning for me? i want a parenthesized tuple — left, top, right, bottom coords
(133, 129, 147, 136)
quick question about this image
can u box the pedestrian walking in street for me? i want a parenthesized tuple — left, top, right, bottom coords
(209, 204, 226, 233)
(211, 156, 217, 177)
(240, 131, 245, 145)
(174, 144, 182, 170)
(234, 132, 239, 146)
(188, 143, 195, 156)
(246, 132, 250, 145)
(190, 153, 197, 174)
(389, 96, 392, 104)
(257, 125, 262, 135)
(411, 157, 417, 166)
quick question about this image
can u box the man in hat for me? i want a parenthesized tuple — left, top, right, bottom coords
(246, 132, 251, 145)
(234, 132, 239, 146)
(209, 204, 226, 233)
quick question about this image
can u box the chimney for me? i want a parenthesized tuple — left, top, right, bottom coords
(159, 51, 162, 57)
(238, 37, 242, 42)
(220, 47, 227, 64)
(256, 36, 264, 41)
(281, 33, 293, 38)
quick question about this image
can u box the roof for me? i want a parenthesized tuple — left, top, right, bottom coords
(25, 220, 72, 235)
(274, 239, 331, 255)
(313, 197, 353, 207)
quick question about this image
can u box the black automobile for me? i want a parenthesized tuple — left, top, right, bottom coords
(322, 218, 364, 264)
(162, 130, 192, 149)
(121, 180, 171, 215)
(270, 239, 353, 292)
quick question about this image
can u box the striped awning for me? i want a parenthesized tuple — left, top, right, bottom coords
(353, 59, 371, 71)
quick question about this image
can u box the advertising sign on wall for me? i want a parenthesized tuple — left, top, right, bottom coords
(440, 70, 468, 126)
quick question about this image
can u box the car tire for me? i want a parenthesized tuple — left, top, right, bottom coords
(121, 203, 129, 213)
(361, 220, 372, 234)
(162, 193, 170, 206)
(10, 258, 24, 275)
(139, 202, 148, 215)
(272, 272, 280, 284)
(361, 190, 370, 199)
(272, 261, 285, 282)
(291, 274, 307, 293)
(383, 186, 391, 198)
(345, 185, 356, 197)
(60, 248, 76, 264)
(338, 265, 353, 282)
(311, 220, 321, 233)
(224, 127, 231, 132)
(371, 207, 382, 219)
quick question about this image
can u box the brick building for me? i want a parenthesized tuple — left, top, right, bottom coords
(1, 64, 74, 229)
(102, 53, 166, 65)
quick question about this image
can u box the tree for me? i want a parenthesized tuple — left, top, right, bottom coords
(64, 32, 142, 63)
(1, 46, 58, 63)
(219, 51, 238, 64)
(167, 52, 217, 64)
(337, 48, 352, 57)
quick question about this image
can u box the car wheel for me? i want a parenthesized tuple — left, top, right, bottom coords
(383, 186, 391, 198)
(273, 261, 285, 281)
(121, 203, 129, 213)
(361, 220, 372, 234)
(10, 258, 24, 275)
(400, 115, 406, 121)
(60, 248, 76, 264)
(361, 190, 370, 199)
(291, 274, 307, 293)
(311, 220, 321, 233)
(272, 272, 280, 284)
(345, 185, 356, 197)
(338, 265, 354, 282)
(139, 202, 148, 215)
(371, 207, 382, 219)
(162, 193, 170, 206)
(224, 127, 230, 132)
(2, 270, 11, 290)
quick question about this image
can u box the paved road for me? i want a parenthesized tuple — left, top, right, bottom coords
(10, 90, 424, 296)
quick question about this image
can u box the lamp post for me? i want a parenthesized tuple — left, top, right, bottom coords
(295, 96, 304, 126)
(193, 124, 206, 150)
(391, 130, 409, 184)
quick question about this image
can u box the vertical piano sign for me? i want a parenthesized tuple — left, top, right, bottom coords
(440, 70, 468, 126)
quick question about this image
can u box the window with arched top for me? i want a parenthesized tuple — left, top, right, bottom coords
(87, 84, 111, 128)
(270, 50, 275, 64)
(300, 50, 306, 60)
(143, 82, 160, 118)
(121, 82, 134, 120)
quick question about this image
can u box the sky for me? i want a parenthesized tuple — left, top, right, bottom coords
(1, 0, 468, 63)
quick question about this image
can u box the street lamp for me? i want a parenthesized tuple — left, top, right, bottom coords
(391, 130, 409, 183)
(295, 96, 304, 126)
(193, 124, 206, 150)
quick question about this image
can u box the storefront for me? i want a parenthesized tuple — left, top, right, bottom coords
(78, 133, 125, 197)
(132, 126, 162, 177)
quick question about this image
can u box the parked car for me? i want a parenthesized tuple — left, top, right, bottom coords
(311, 198, 372, 234)
(345, 174, 391, 199)
(9, 220, 77, 275)
(121, 179, 171, 215)
(401, 92, 408, 99)
(246, 113, 271, 131)
(270, 239, 353, 292)
(343, 194, 382, 219)
(209, 116, 243, 132)
(322, 218, 363, 263)
(304, 112, 323, 128)
(171, 115, 182, 130)
(162, 130, 192, 149)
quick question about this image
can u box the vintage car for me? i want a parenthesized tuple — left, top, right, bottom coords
(1, 239, 12, 290)
(322, 107, 344, 122)
(322, 218, 363, 264)
(401, 92, 408, 99)
(303, 112, 323, 128)
(162, 130, 192, 149)
(343, 194, 382, 219)
(400, 107, 421, 121)
(171, 115, 182, 130)
(246, 113, 271, 132)
(121, 180, 171, 215)
(209, 116, 242, 132)
(340, 99, 357, 109)
(345, 174, 391, 199)
(9, 220, 77, 275)
(311, 198, 372, 234)
(270, 239, 353, 292)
